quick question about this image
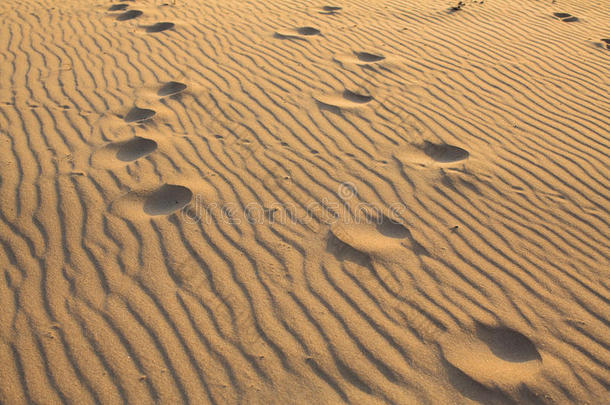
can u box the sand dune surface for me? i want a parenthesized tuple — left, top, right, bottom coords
(0, 0, 609, 403)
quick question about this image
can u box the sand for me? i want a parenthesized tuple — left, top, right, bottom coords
(0, 0, 608, 403)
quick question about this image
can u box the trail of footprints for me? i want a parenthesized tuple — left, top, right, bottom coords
(109, 2, 175, 33)
(97, 0, 560, 399)
(103, 2, 190, 216)
(272, 4, 550, 398)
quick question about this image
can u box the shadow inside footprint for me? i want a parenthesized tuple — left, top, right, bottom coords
(441, 323, 542, 392)
(343, 90, 373, 104)
(143, 184, 193, 216)
(315, 90, 373, 110)
(476, 324, 541, 363)
(423, 141, 469, 163)
(553, 12, 578, 22)
(297, 27, 321, 36)
(321, 5, 342, 14)
(116, 9, 143, 21)
(375, 217, 411, 239)
(108, 3, 129, 11)
(146, 22, 175, 33)
(157, 81, 187, 97)
(275, 26, 321, 40)
(124, 107, 156, 123)
(116, 138, 157, 162)
(326, 233, 371, 265)
(356, 52, 385, 62)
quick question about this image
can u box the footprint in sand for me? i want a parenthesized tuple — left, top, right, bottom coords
(275, 27, 321, 40)
(315, 90, 374, 110)
(116, 9, 143, 21)
(108, 3, 129, 11)
(146, 22, 175, 33)
(91, 137, 157, 167)
(330, 212, 414, 256)
(422, 141, 469, 163)
(143, 184, 193, 216)
(441, 323, 542, 391)
(157, 81, 187, 97)
(124, 106, 156, 123)
(553, 12, 578, 22)
(115, 137, 158, 162)
(395, 141, 469, 167)
(335, 51, 386, 66)
(320, 6, 342, 14)
(326, 232, 371, 265)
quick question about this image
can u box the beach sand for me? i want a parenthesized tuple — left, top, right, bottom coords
(0, 0, 608, 403)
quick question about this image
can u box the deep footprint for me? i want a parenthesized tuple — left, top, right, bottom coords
(108, 4, 129, 11)
(476, 323, 541, 363)
(275, 27, 321, 39)
(330, 212, 414, 256)
(335, 51, 387, 66)
(124, 107, 156, 123)
(316, 90, 374, 109)
(326, 233, 371, 265)
(115, 137, 157, 162)
(297, 27, 321, 35)
(441, 323, 542, 389)
(116, 10, 143, 21)
(356, 52, 385, 62)
(423, 141, 469, 163)
(553, 12, 578, 22)
(320, 6, 341, 14)
(146, 22, 175, 33)
(157, 81, 187, 97)
(143, 184, 193, 216)
(343, 90, 373, 103)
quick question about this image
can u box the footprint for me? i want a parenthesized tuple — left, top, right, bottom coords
(157, 81, 187, 97)
(315, 90, 374, 109)
(91, 137, 157, 167)
(355, 52, 385, 63)
(143, 184, 193, 216)
(330, 212, 413, 256)
(116, 9, 143, 21)
(124, 106, 156, 123)
(115, 137, 158, 162)
(320, 5, 342, 14)
(146, 22, 175, 33)
(108, 3, 129, 11)
(553, 12, 578, 22)
(335, 51, 387, 66)
(441, 323, 542, 389)
(326, 232, 371, 265)
(394, 142, 469, 168)
(422, 141, 469, 163)
(275, 26, 321, 39)
(296, 27, 320, 35)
